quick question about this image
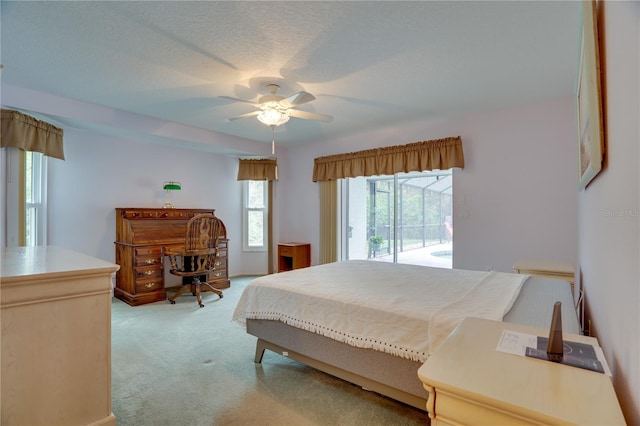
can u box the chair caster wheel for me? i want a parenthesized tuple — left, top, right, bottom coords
(199, 304, 204, 308)
(219, 294, 224, 299)
(170, 300, 176, 304)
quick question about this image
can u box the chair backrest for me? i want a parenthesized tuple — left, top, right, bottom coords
(185, 214, 222, 251)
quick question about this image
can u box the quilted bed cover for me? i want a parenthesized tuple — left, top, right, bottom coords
(233, 260, 527, 362)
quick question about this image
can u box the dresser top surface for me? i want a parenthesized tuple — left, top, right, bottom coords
(1, 246, 119, 280)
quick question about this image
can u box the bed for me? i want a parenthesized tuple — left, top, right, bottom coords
(232, 260, 580, 410)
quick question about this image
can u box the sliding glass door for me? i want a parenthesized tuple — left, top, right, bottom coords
(344, 171, 452, 268)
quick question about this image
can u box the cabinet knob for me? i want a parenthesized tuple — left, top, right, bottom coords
(145, 283, 155, 288)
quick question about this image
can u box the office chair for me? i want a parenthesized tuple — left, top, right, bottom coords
(165, 214, 224, 307)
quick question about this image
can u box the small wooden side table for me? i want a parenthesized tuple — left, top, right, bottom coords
(278, 242, 311, 272)
(417, 317, 625, 425)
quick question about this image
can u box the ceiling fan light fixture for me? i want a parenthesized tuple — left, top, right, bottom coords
(257, 108, 290, 127)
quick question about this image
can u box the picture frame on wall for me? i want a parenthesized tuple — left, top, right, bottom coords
(576, 0, 605, 190)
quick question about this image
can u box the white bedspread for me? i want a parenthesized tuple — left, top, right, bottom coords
(232, 260, 526, 362)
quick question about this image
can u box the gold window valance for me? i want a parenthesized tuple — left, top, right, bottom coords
(1, 109, 65, 160)
(237, 158, 278, 181)
(312, 136, 463, 182)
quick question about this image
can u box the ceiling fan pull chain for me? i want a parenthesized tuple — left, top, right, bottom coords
(271, 126, 276, 155)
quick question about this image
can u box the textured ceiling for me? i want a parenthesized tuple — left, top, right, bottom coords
(0, 1, 581, 155)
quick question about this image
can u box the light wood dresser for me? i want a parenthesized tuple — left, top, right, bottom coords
(417, 317, 625, 425)
(114, 207, 229, 306)
(1, 246, 120, 425)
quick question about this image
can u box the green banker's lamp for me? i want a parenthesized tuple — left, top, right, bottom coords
(162, 181, 181, 208)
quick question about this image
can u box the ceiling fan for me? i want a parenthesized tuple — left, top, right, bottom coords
(222, 83, 333, 127)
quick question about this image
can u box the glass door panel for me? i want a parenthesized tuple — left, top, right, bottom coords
(345, 171, 452, 268)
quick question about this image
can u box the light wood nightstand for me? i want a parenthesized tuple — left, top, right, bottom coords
(417, 317, 625, 425)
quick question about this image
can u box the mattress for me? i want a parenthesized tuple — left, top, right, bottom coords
(504, 276, 580, 333)
(234, 261, 540, 362)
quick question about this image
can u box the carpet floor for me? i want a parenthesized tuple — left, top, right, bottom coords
(111, 276, 429, 425)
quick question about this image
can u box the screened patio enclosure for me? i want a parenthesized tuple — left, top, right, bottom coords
(346, 171, 453, 268)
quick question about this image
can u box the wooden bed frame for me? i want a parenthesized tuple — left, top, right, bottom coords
(244, 276, 580, 411)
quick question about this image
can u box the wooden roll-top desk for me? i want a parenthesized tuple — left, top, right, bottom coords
(114, 207, 229, 306)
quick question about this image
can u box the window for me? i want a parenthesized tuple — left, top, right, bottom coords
(243, 180, 267, 251)
(344, 171, 452, 268)
(4, 148, 48, 246)
(25, 151, 47, 246)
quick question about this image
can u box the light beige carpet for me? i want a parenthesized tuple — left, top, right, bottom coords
(111, 276, 429, 425)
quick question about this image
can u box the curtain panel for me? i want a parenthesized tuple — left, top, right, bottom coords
(312, 136, 463, 182)
(237, 158, 278, 181)
(318, 180, 338, 264)
(1, 109, 65, 160)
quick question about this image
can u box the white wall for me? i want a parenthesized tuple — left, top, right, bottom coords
(46, 127, 269, 277)
(281, 96, 577, 274)
(578, 1, 639, 423)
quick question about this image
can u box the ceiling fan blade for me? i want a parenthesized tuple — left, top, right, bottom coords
(289, 109, 333, 122)
(225, 111, 260, 122)
(279, 91, 315, 108)
(219, 95, 259, 106)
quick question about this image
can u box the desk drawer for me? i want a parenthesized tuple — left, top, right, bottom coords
(122, 210, 159, 219)
(135, 277, 163, 293)
(158, 210, 190, 219)
(135, 265, 163, 279)
(135, 247, 163, 256)
(212, 257, 227, 270)
(135, 255, 162, 267)
(209, 269, 227, 280)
